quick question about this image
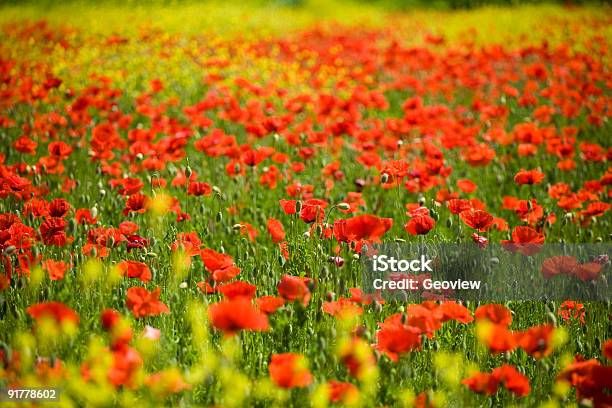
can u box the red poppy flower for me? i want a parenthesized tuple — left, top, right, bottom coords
(541, 256, 578, 279)
(514, 169, 545, 185)
(405, 215, 435, 235)
(125, 287, 169, 318)
(208, 297, 269, 335)
(447, 198, 473, 214)
(254, 295, 284, 314)
(480, 322, 518, 354)
(375, 319, 422, 362)
(101, 309, 132, 348)
(437, 301, 474, 324)
(27, 301, 79, 325)
(463, 365, 530, 397)
(459, 209, 494, 231)
(200, 248, 240, 282)
(48, 198, 71, 218)
(268, 353, 313, 388)
(300, 199, 328, 223)
(573, 262, 602, 281)
(118, 260, 152, 283)
(333, 214, 393, 243)
(475, 304, 513, 327)
(517, 324, 554, 359)
(187, 181, 212, 196)
(42, 259, 68, 281)
(603, 339, 612, 360)
(557, 357, 612, 406)
(558, 301, 585, 325)
(108, 346, 143, 389)
(322, 298, 363, 318)
(75, 208, 98, 225)
(39, 217, 69, 246)
(457, 179, 477, 193)
(463, 143, 496, 167)
(501, 226, 544, 255)
(277, 275, 312, 305)
(123, 193, 149, 215)
(462, 371, 500, 396)
(126, 234, 149, 252)
(267, 218, 285, 243)
(279, 199, 297, 215)
(48, 141, 72, 158)
(216, 280, 257, 299)
(327, 380, 358, 403)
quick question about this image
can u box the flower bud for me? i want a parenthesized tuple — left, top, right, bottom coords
(329, 256, 344, 267)
(381, 173, 389, 184)
(3, 245, 16, 255)
(337, 202, 350, 211)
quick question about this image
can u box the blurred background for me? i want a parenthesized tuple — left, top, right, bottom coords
(0, 0, 610, 9)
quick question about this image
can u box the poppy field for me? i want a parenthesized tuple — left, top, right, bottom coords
(0, 2, 611, 407)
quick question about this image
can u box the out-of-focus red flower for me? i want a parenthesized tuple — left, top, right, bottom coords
(327, 380, 359, 403)
(573, 262, 603, 281)
(42, 259, 68, 281)
(501, 226, 544, 255)
(447, 198, 472, 214)
(269, 353, 313, 388)
(75, 208, 98, 225)
(125, 287, 169, 318)
(463, 365, 530, 397)
(457, 179, 477, 193)
(256, 295, 285, 314)
(557, 357, 612, 407)
(27, 301, 79, 325)
(437, 302, 473, 324)
(200, 248, 241, 282)
(208, 297, 269, 335)
(475, 304, 512, 327)
(118, 260, 152, 283)
(279, 199, 297, 215)
(277, 275, 312, 306)
(322, 298, 363, 318)
(517, 324, 554, 359)
(514, 169, 545, 185)
(463, 143, 496, 167)
(541, 256, 578, 279)
(187, 181, 212, 196)
(603, 339, 612, 360)
(216, 280, 257, 299)
(267, 218, 285, 243)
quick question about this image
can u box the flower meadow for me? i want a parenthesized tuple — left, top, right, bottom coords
(0, 2, 611, 407)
